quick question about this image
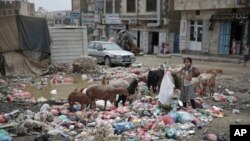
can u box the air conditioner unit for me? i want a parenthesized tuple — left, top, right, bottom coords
(236, 0, 249, 5)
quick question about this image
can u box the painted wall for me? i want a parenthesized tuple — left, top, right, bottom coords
(180, 10, 221, 54)
(174, 0, 250, 10)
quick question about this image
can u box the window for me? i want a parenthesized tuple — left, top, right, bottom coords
(106, 0, 112, 14)
(95, 43, 103, 50)
(115, 0, 121, 13)
(88, 42, 95, 49)
(146, 0, 156, 12)
(127, 0, 135, 13)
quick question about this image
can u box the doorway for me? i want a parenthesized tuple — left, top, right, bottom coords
(149, 32, 159, 54)
(230, 21, 245, 55)
(189, 20, 203, 51)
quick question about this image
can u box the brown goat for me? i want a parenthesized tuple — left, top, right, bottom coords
(205, 68, 223, 76)
(68, 89, 91, 110)
(86, 85, 129, 110)
(199, 74, 216, 96)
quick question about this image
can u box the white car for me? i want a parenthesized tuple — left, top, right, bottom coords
(88, 41, 136, 67)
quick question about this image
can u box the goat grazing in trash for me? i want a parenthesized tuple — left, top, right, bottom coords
(68, 89, 91, 110)
(115, 78, 139, 107)
(85, 85, 129, 110)
(147, 68, 164, 92)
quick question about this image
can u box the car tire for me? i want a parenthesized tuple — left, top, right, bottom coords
(104, 56, 111, 67)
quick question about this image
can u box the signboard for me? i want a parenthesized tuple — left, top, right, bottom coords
(109, 25, 126, 30)
(70, 12, 81, 19)
(105, 14, 121, 24)
(179, 20, 187, 51)
(82, 11, 95, 24)
(94, 14, 100, 23)
(129, 19, 137, 25)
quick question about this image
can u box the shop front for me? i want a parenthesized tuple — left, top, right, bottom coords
(211, 13, 250, 55)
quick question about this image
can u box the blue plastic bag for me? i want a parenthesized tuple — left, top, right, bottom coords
(0, 129, 12, 141)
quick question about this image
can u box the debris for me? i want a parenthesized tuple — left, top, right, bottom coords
(0, 115, 6, 123)
(0, 129, 12, 141)
(72, 56, 97, 73)
(50, 89, 57, 95)
(232, 109, 240, 114)
(37, 97, 47, 102)
(205, 133, 217, 141)
(235, 119, 243, 123)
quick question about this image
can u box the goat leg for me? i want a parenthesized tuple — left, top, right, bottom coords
(104, 100, 107, 111)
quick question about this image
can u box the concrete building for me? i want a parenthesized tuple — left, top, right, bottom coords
(120, 0, 181, 54)
(71, 0, 88, 25)
(86, 0, 105, 41)
(174, 0, 250, 56)
(103, 0, 124, 39)
(35, 7, 71, 27)
(0, 0, 35, 17)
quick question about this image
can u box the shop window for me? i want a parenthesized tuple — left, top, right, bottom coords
(127, 0, 135, 13)
(146, 0, 156, 12)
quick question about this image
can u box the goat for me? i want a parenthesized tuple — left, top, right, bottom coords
(85, 85, 129, 110)
(115, 78, 138, 107)
(205, 68, 223, 76)
(68, 89, 91, 110)
(147, 69, 164, 92)
(198, 73, 217, 96)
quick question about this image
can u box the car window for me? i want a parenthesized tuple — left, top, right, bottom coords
(102, 43, 122, 50)
(88, 42, 95, 49)
(95, 43, 103, 50)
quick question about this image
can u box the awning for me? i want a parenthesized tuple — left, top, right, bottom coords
(210, 13, 250, 21)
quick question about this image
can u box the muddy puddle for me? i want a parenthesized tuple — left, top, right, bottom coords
(26, 74, 92, 100)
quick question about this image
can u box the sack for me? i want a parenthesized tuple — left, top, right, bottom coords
(157, 71, 174, 105)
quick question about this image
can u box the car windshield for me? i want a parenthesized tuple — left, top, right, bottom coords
(102, 43, 123, 50)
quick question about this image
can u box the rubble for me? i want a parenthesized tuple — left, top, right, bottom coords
(72, 56, 97, 73)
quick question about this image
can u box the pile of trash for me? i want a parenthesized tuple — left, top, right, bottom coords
(1, 63, 241, 140)
(48, 56, 97, 74)
(0, 94, 225, 140)
(72, 56, 97, 73)
(48, 63, 73, 74)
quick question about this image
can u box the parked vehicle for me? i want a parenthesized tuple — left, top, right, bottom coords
(88, 41, 136, 67)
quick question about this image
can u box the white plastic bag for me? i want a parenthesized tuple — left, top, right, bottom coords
(157, 71, 175, 105)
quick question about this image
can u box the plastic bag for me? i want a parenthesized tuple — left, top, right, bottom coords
(0, 129, 12, 141)
(114, 122, 135, 134)
(176, 111, 195, 123)
(157, 71, 175, 105)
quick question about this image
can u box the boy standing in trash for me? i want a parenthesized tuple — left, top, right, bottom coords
(178, 57, 196, 109)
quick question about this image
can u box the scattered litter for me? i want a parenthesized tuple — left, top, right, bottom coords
(232, 109, 240, 114)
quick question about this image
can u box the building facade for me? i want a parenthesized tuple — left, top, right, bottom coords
(72, 0, 88, 25)
(120, 0, 181, 54)
(35, 7, 71, 27)
(0, 0, 35, 17)
(175, 0, 250, 55)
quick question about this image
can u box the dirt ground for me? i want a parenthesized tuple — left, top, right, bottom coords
(2, 55, 250, 141)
